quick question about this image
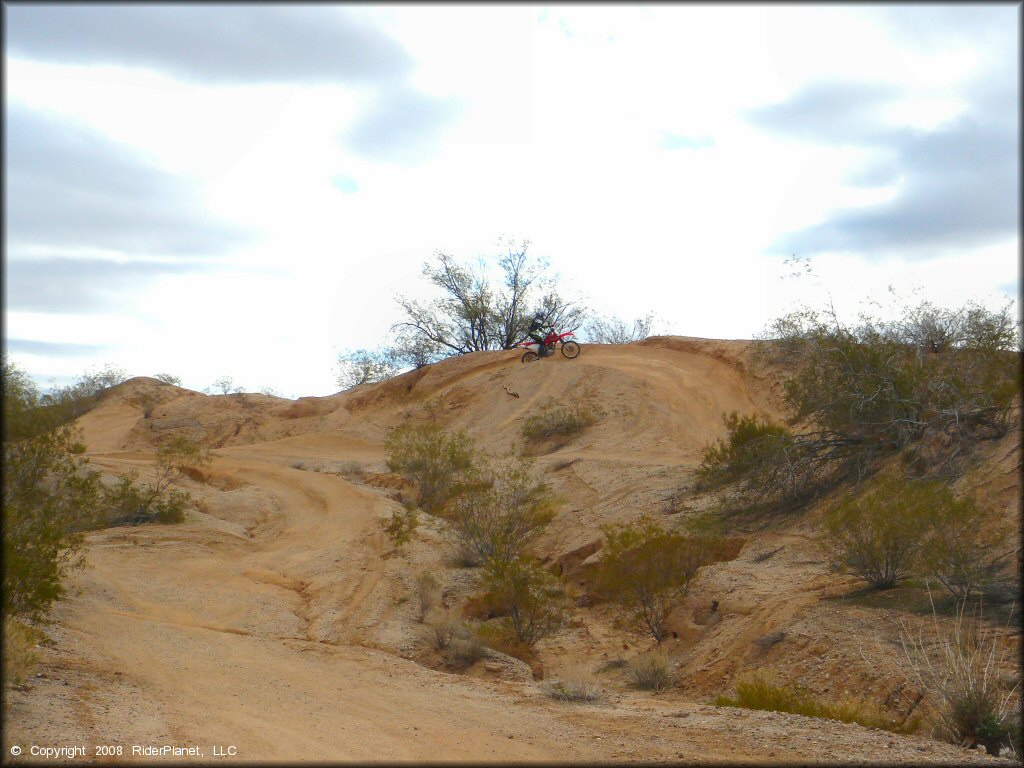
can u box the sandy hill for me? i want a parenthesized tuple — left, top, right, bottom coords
(4, 337, 1017, 764)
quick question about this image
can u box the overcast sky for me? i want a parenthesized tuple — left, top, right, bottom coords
(4, 4, 1019, 398)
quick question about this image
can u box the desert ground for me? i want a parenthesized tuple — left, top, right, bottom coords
(4, 337, 1019, 764)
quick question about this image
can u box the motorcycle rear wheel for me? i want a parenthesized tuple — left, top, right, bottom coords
(560, 341, 581, 359)
(521, 350, 540, 363)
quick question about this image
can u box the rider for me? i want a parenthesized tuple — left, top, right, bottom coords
(527, 311, 554, 356)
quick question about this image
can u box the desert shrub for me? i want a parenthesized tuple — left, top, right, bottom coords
(37, 364, 129, 427)
(447, 457, 556, 566)
(542, 666, 603, 702)
(821, 474, 931, 590)
(629, 652, 674, 692)
(445, 620, 489, 665)
(390, 244, 586, 359)
(917, 490, 1015, 603)
(385, 424, 478, 514)
(715, 670, 918, 733)
(2, 360, 105, 619)
(130, 389, 164, 419)
(597, 656, 628, 673)
(423, 607, 457, 650)
(381, 505, 419, 549)
(103, 472, 188, 526)
(336, 348, 400, 390)
(474, 621, 534, 663)
(209, 376, 242, 395)
(415, 572, 442, 621)
(898, 599, 1021, 755)
(154, 373, 182, 386)
(102, 432, 209, 527)
(698, 412, 794, 486)
(3, 617, 44, 690)
(583, 312, 654, 344)
(480, 556, 567, 647)
(761, 300, 1020, 487)
(522, 402, 598, 442)
(592, 521, 711, 642)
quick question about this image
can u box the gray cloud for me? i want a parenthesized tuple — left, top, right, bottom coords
(6, 257, 206, 314)
(5, 339, 110, 357)
(343, 83, 461, 164)
(6, 5, 411, 84)
(748, 81, 901, 146)
(7, 6, 458, 165)
(747, 6, 1019, 259)
(751, 71, 1017, 257)
(6, 108, 249, 255)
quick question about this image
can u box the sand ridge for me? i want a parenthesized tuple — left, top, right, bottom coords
(4, 339, 1010, 764)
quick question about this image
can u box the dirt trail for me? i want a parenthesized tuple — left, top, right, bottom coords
(4, 340, 1003, 764)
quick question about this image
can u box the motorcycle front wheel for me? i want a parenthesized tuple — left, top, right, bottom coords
(560, 341, 581, 359)
(521, 350, 540, 364)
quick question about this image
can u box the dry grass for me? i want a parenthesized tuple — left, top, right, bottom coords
(754, 630, 786, 650)
(415, 572, 442, 622)
(445, 621, 488, 665)
(3, 618, 43, 691)
(629, 652, 674, 693)
(522, 404, 599, 442)
(596, 656, 627, 673)
(542, 666, 603, 702)
(897, 596, 1021, 756)
(715, 670, 920, 734)
(423, 608, 456, 650)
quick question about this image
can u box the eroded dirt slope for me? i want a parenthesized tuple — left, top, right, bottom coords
(4, 338, 1013, 764)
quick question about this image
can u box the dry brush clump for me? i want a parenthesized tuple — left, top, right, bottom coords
(542, 665, 604, 702)
(629, 652, 675, 693)
(521, 401, 600, 442)
(415, 572, 443, 622)
(897, 598, 1021, 756)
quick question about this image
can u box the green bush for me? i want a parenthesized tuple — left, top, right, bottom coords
(916, 490, 1014, 603)
(822, 474, 931, 590)
(381, 505, 419, 549)
(3, 360, 102, 619)
(522, 402, 598, 442)
(697, 412, 807, 507)
(698, 412, 793, 485)
(479, 556, 566, 647)
(767, 300, 1020, 481)
(592, 520, 717, 642)
(447, 457, 556, 566)
(385, 424, 478, 514)
(103, 472, 188, 526)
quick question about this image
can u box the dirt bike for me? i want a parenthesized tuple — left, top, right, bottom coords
(515, 327, 581, 363)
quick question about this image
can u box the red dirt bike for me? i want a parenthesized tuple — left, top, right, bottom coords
(515, 327, 581, 363)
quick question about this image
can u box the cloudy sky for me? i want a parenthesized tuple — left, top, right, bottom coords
(4, 4, 1019, 398)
